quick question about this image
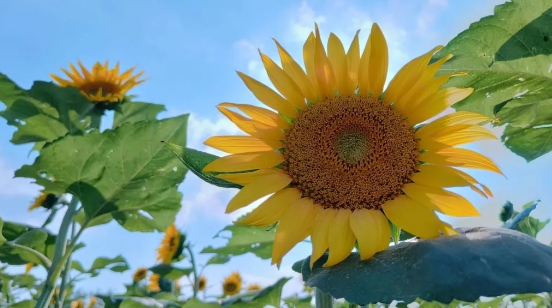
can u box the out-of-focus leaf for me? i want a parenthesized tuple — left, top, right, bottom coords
(148, 264, 193, 280)
(112, 101, 166, 128)
(283, 295, 313, 308)
(119, 297, 178, 308)
(88, 255, 130, 276)
(15, 115, 189, 232)
(220, 277, 291, 307)
(7, 300, 36, 308)
(300, 227, 552, 305)
(11, 229, 48, 247)
(181, 299, 220, 308)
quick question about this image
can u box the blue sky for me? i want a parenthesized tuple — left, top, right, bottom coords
(1, 0, 551, 300)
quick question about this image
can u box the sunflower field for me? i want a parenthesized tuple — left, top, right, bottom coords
(1, 0, 552, 307)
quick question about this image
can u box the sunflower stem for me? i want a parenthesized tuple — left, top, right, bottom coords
(315, 288, 333, 308)
(35, 195, 79, 308)
(57, 221, 77, 308)
(185, 245, 200, 298)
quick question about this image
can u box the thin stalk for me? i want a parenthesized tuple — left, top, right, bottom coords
(57, 221, 77, 308)
(34, 196, 79, 308)
(41, 208, 58, 228)
(185, 245, 199, 298)
(315, 288, 333, 308)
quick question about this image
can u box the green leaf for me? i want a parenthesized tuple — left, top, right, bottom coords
(0, 81, 94, 145)
(89, 255, 130, 276)
(74, 211, 113, 229)
(0, 73, 28, 108)
(220, 277, 291, 307)
(7, 300, 36, 308)
(119, 297, 178, 308)
(201, 214, 276, 263)
(205, 254, 230, 265)
(15, 115, 189, 232)
(0, 221, 83, 266)
(299, 227, 552, 305)
(283, 295, 313, 308)
(113, 101, 166, 128)
(11, 229, 48, 248)
(181, 299, 220, 308)
(11, 274, 37, 288)
(433, 0, 552, 161)
(148, 264, 193, 280)
(163, 143, 243, 189)
(291, 259, 303, 274)
(0, 218, 6, 245)
(71, 260, 86, 273)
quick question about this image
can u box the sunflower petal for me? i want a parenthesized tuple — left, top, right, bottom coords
(216, 169, 281, 186)
(314, 24, 336, 98)
(424, 126, 498, 147)
(218, 102, 290, 130)
(413, 165, 489, 193)
(357, 29, 372, 96)
(205, 136, 276, 153)
(272, 198, 316, 266)
(367, 24, 388, 98)
(402, 183, 480, 217)
(203, 152, 284, 172)
(350, 209, 390, 260)
(238, 188, 301, 226)
(273, 39, 316, 103)
(324, 209, 356, 267)
(237, 71, 298, 117)
(384, 45, 443, 107)
(310, 207, 335, 268)
(345, 30, 361, 96)
(226, 172, 292, 213)
(416, 111, 493, 138)
(327, 33, 348, 95)
(420, 147, 503, 175)
(382, 195, 442, 238)
(303, 32, 321, 100)
(260, 52, 306, 111)
(407, 87, 474, 125)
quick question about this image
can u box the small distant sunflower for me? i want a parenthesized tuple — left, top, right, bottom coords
(50, 60, 146, 104)
(28, 192, 58, 211)
(71, 299, 84, 308)
(198, 275, 207, 291)
(133, 267, 148, 282)
(204, 23, 502, 268)
(87, 297, 97, 308)
(25, 263, 35, 274)
(148, 274, 161, 292)
(222, 272, 242, 296)
(156, 223, 182, 264)
(247, 284, 262, 291)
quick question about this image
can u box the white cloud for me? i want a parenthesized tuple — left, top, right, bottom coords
(288, 1, 327, 43)
(416, 0, 449, 39)
(0, 156, 40, 197)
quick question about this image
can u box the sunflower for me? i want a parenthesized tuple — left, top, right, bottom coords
(24, 263, 35, 274)
(247, 284, 262, 291)
(148, 274, 161, 292)
(50, 60, 146, 104)
(198, 275, 207, 291)
(203, 23, 502, 268)
(28, 192, 58, 211)
(87, 297, 97, 308)
(133, 267, 148, 282)
(222, 272, 242, 296)
(156, 224, 182, 264)
(71, 299, 84, 308)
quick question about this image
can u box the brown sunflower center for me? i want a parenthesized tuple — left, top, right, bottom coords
(282, 95, 419, 210)
(224, 282, 237, 292)
(79, 81, 119, 96)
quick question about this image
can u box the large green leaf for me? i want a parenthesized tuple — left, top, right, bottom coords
(201, 215, 276, 264)
(0, 221, 83, 266)
(15, 115, 189, 232)
(163, 143, 243, 189)
(0, 73, 27, 108)
(0, 81, 94, 145)
(11, 229, 48, 247)
(112, 101, 166, 128)
(220, 277, 291, 307)
(434, 0, 552, 161)
(299, 227, 552, 305)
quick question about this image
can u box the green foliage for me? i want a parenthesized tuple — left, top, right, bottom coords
(11, 229, 48, 247)
(220, 277, 291, 307)
(0, 220, 83, 266)
(15, 115, 189, 232)
(163, 143, 243, 189)
(298, 227, 552, 305)
(112, 102, 166, 128)
(507, 201, 550, 238)
(283, 295, 313, 308)
(181, 298, 220, 307)
(201, 214, 276, 264)
(71, 255, 130, 277)
(148, 264, 193, 280)
(499, 201, 515, 222)
(434, 0, 552, 161)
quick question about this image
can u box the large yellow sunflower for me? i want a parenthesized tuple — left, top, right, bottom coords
(203, 23, 502, 268)
(156, 223, 181, 264)
(222, 272, 242, 296)
(50, 60, 146, 103)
